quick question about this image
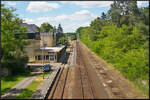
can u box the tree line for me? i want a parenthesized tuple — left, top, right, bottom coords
(76, 1, 149, 95)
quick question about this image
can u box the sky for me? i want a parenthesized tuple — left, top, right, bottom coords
(2, 1, 149, 33)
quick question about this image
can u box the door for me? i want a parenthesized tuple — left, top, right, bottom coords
(50, 55, 54, 63)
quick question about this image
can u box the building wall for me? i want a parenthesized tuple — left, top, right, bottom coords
(40, 35, 56, 47)
(34, 51, 57, 63)
(34, 46, 66, 63)
(24, 40, 40, 62)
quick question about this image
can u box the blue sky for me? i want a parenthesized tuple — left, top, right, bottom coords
(2, 1, 149, 33)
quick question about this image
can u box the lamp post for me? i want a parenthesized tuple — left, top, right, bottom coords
(42, 41, 47, 79)
(42, 34, 47, 79)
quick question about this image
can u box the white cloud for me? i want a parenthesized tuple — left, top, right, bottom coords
(68, 10, 96, 21)
(137, 1, 149, 7)
(7, 1, 16, 6)
(35, 10, 95, 22)
(27, 2, 60, 13)
(61, 1, 113, 8)
(23, 18, 35, 23)
(64, 22, 90, 32)
(23, 10, 97, 32)
(62, 1, 149, 8)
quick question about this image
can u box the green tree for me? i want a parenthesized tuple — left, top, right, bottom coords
(1, 4, 29, 75)
(76, 2, 149, 95)
(40, 22, 53, 32)
(56, 24, 64, 45)
(108, 1, 122, 27)
(90, 17, 102, 33)
(58, 37, 68, 45)
(101, 12, 107, 21)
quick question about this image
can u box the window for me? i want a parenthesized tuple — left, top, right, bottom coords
(38, 55, 41, 60)
(46, 55, 49, 60)
(48, 52, 54, 54)
(35, 56, 38, 60)
(50, 55, 54, 61)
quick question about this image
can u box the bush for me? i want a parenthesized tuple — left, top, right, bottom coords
(78, 24, 149, 92)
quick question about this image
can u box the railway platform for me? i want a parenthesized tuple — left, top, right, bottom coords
(32, 66, 60, 99)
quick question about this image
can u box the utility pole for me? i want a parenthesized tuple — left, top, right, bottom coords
(42, 34, 44, 79)
(42, 33, 47, 79)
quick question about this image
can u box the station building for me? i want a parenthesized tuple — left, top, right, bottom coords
(34, 46, 66, 63)
(20, 23, 66, 63)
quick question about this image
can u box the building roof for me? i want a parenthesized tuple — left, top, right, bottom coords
(20, 23, 39, 33)
(19, 23, 40, 40)
(35, 45, 65, 52)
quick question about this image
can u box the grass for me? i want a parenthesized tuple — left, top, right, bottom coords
(1, 71, 30, 95)
(16, 71, 51, 99)
(133, 79, 149, 96)
(16, 81, 40, 99)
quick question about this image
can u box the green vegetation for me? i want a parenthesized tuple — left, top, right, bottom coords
(16, 72, 50, 99)
(40, 22, 53, 32)
(16, 81, 40, 99)
(56, 24, 64, 45)
(57, 37, 68, 45)
(65, 32, 77, 40)
(1, 4, 30, 75)
(76, 1, 149, 95)
(1, 71, 30, 95)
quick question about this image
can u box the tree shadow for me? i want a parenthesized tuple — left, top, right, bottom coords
(58, 52, 70, 64)
(32, 89, 43, 99)
(16, 89, 34, 99)
(2, 88, 26, 99)
(2, 72, 30, 82)
(29, 73, 42, 77)
(1, 88, 11, 95)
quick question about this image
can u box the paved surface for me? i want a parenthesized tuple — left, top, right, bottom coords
(32, 66, 60, 99)
(72, 47, 76, 67)
(1, 74, 37, 99)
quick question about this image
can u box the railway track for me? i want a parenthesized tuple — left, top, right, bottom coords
(74, 41, 110, 99)
(46, 48, 70, 99)
(46, 40, 109, 99)
(47, 67, 69, 99)
(77, 42, 95, 99)
(81, 43, 127, 98)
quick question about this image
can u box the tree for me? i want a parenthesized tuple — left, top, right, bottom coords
(56, 24, 64, 45)
(58, 37, 68, 45)
(1, 4, 29, 75)
(108, 1, 140, 26)
(75, 1, 149, 94)
(90, 17, 102, 34)
(57, 23, 63, 33)
(101, 12, 107, 20)
(40, 22, 53, 32)
(108, 1, 122, 27)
